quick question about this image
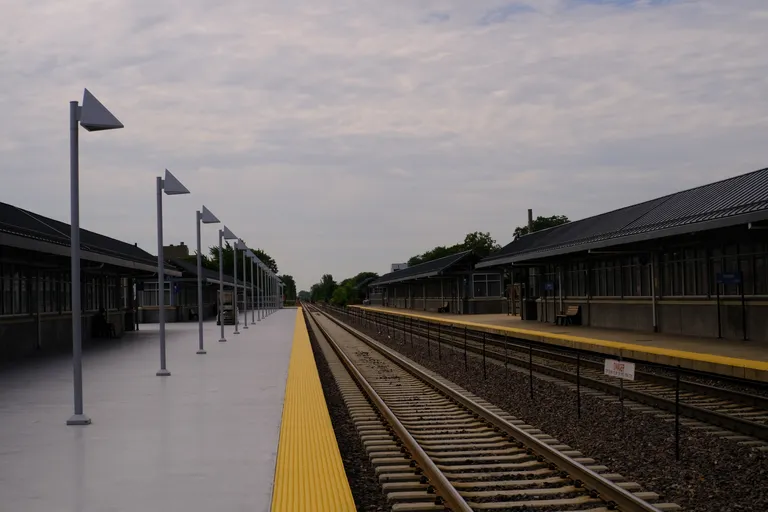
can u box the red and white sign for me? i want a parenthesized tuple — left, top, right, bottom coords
(603, 359, 636, 380)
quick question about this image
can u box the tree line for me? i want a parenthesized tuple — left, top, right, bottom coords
(299, 215, 569, 306)
(179, 242, 297, 301)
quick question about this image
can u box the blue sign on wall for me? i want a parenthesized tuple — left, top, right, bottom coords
(716, 272, 741, 285)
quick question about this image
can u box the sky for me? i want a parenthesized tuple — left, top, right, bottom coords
(1, 0, 767, 291)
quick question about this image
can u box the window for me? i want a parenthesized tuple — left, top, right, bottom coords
(472, 273, 501, 298)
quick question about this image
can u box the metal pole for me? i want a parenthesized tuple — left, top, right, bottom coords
(242, 251, 248, 329)
(196, 211, 206, 354)
(504, 332, 508, 375)
(576, 351, 581, 419)
(463, 326, 467, 370)
(529, 342, 533, 399)
(740, 277, 747, 341)
(218, 230, 226, 342)
(257, 265, 261, 321)
(482, 332, 486, 379)
(250, 258, 255, 323)
(156, 177, 170, 376)
(67, 101, 90, 425)
(675, 366, 681, 461)
(233, 243, 239, 334)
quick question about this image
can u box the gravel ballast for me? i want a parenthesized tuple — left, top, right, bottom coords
(341, 311, 768, 512)
(307, 317, 390, 512)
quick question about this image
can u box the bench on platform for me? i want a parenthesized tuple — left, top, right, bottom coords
(555, 305, 581, 326)
(437, 301, 450, 313)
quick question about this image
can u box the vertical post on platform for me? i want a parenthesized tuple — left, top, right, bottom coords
(675, 365, 681, 461)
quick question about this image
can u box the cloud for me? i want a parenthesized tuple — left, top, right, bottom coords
(1, 0, 767, 290)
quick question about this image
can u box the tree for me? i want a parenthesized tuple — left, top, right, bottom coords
(298, 290, 310, 301)
(310, 274, 337, 302)
(460, 231, 501, 258)
(207, 242, 279, 277)
(407, 231, 501, 266)
(309, 271, 379, 306)
(279, 275, 297, 300)
(513, 215, 570, 240)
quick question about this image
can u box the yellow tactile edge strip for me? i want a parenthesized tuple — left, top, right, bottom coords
(351, 305, 768, 381)
(270, 308, 357, 512)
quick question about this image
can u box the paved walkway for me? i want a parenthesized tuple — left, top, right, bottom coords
(0, 310, 296, 512)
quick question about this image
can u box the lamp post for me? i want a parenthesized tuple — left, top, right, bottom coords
(232, 239, 240, 335)
(256, 261, 264, 322)
(156, 169, 190, 377)
(237, 241, 248, 329)
(219, 225, 237, 342)
(196, 206, 219, 354)
(67, 89, 123, 426)
(249, 252, 255, 323)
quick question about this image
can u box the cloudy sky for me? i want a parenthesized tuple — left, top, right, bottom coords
(2, 0, 767, 291)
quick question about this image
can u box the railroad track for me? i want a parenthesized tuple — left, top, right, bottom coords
(304, 304, 680, 511)
(336, 306, 768, 446)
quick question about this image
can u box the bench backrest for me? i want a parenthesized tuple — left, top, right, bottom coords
(566, 305, 580, 315)
(443, 301, 449, 307)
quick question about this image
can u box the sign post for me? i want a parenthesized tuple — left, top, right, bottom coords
(604, 357, 636, 421)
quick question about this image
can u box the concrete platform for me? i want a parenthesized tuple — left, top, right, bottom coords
(0, 311, 295, 512)
(352, 306, 768, 382)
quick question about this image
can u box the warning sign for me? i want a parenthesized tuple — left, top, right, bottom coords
(603, 359, 636, 380)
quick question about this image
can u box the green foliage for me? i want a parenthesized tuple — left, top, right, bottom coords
(310, 274, 337, 303)
(298, 290, 311, 301)
(279, 275, 297, 300)
(513, 215, 570, 240)
(309, 271, 380, 306)
(408, 231, 501, 266)
(207, 242, 278, 277)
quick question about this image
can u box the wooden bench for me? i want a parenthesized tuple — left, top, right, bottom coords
(437, 301, 450, 313)
(556, 305, 581, 326)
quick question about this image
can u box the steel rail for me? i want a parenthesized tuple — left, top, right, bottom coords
(363, 309, 768, 442)
(304, 308, 473, 512)
(315, 305, 662, 512)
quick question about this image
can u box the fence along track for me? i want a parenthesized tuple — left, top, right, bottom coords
(305, 305, 679, 511)
(354, 308, 768, 445)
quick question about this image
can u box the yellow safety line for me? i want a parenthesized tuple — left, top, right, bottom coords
(270, 308, 356, 512)
(351, 305, 768, 372)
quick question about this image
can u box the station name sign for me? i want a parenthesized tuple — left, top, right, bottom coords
(603, 359, 636, 380)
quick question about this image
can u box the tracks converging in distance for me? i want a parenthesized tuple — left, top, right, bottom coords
(304, 304, 679, 511)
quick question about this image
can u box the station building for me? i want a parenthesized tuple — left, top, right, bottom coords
(477, 167, 768, 344)
(0, 201, 181, 360)
(136, 242, 242, 323)
(368, 250, 506, 314)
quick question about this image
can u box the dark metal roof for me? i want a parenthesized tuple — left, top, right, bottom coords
(0, 201, 173, 271)
(371, 250, 474, 286)
(478, 167, 768, 267)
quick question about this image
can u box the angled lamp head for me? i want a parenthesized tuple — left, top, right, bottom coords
(163, 169, 190, 195)
(222, 225, 237, 240)
(79, 89, 124, 132)
(201, 205, 219, 224)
